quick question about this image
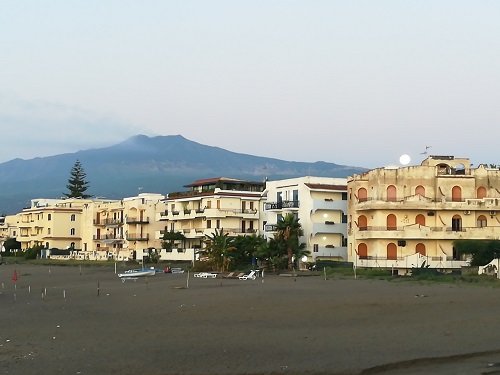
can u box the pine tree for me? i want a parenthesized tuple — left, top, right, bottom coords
(64, 160, 92, 198)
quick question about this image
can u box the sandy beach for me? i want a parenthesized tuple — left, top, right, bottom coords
(2, 263, 500, 375)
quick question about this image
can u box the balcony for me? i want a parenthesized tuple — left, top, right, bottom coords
(126, 216, 150, 224)
(265, 224, 278, 232)
(312, 199, 346, 212)
(93, 234, 124, 241)
(94, 218, 123, 226)
(159, 210, 169, 221)
(265, 201, 299, 210)
(312, 222, 347, 236)
(126, 233, 149, 241)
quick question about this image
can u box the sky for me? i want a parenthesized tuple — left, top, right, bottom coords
(1, 1, 499, 169)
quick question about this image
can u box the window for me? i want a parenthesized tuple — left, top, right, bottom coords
(206, 201, 212, 209)
(358, 215, 367, 231)
(48, 228, 51, 235)
(313, 244, 318, 252)
(452, 186, 462, 202)
(451, 215, 462, 231)
(416, 243, 426, 256)
(387, 243, 397, 260)
(387, 185, 397, 202)
(293, 189, 299, 203)
(358, 243, 368, 259)
(415, 185, 425, 196)
(477, 187, 487, 199)
(415, 214, 425, 226)
(207, 220, 212, 229)
(477, 215, 487, 228)
(216, 219, 220, 229)
(342, 192, 347, 200)
(48, 214, 52, 221)
(249, 201, 254, 210)
(217, 200, 221, 209)
(71, 214, 76, 221)
(386, 214, 397, 230)
(70, 228, 75, 235)
(358, 188, 367, 202)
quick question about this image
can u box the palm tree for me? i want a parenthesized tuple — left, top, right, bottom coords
(275, 213, 305, 269)
(201, 228, 236, 272)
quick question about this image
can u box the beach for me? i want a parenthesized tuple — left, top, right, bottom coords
(2, 263, 500, 375)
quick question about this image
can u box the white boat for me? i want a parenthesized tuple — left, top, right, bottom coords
(118, 269, 156, 279)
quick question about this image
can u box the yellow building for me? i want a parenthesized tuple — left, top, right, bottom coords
(13, 198, 94, 252)
(79, 193, 165, 261)
(347, 155, 500, 273)
(158, 177, 265, 253)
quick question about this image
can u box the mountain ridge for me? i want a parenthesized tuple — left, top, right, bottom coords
(0, 135, 367, 214)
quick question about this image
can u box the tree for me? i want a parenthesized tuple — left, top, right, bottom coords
(200, 228, 236, 272)
(454, 239, 500, 266)
(63, 160, 92, 198)
(162, 231, 186, 250)
(3, 237, 21, 254)
(231, 234, 267, 268)
(275, 213, 307, 269)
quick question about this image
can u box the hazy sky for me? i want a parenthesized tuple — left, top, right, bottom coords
(1, 1, 499, 169)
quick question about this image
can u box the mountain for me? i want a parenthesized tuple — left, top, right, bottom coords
(0, 135, 367, 214)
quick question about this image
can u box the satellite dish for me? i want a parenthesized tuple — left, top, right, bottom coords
(399, 154, 411, 165)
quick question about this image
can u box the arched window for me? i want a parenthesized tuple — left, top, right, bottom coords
(415, 214, 425, 226)
(71, 214, 76, 222)
(415, 185, 425, 197)
(477, 215, 487, 228)
(452, 186, 462, 202)
(477, 187, 487, 199)
(452, 215, 462, 231)
(70, 228, 75, 236)
(387, 243, 397, 260)
(358, 215, 368, 231)
(387, 185, 397, 202)
(358, 243, 368, 259)
(416, 243, 426, 256)
(387, 214, 397, 230)
(358, 188, 367, 202)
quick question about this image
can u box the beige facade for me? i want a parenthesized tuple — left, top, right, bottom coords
(347, 156, 500, 272)
(11, 198, 94, 251)
(79, 193, 165, 261)
(263, 177, 348, 263)
(158, 177, 265, 253)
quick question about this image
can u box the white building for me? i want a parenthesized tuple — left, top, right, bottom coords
(263, 177, 348, 263)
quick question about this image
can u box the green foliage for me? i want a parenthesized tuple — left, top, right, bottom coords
(454, 239, 500, 266)
(24, 245, 43, 260)
(231, 234, 267, 267)
(3, 237, 21, 253)
(200, 228, 236, 272)
(274, 213, 309, 269)
(63, 160, 92, 198)
(162, 231, 186, 250)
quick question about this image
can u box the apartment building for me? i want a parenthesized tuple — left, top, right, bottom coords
(347, 155, 500, 273)
(12, 198, 94, 251)
(158, 177, 265, 253)
(263, 177, 348, 263)
(79, 193, 165, 260)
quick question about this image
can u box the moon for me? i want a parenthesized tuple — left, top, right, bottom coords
(399, 154, 411, 165)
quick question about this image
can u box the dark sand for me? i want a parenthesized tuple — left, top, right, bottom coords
(2, 263, 500, 375)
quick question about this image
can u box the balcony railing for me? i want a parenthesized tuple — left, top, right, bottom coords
(94, 218, 123, 226)
(126, 233, 149, 241)
(126, 216, 150, 224)
(93, 234, 124, 240)
(265, 201, 299, 210)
